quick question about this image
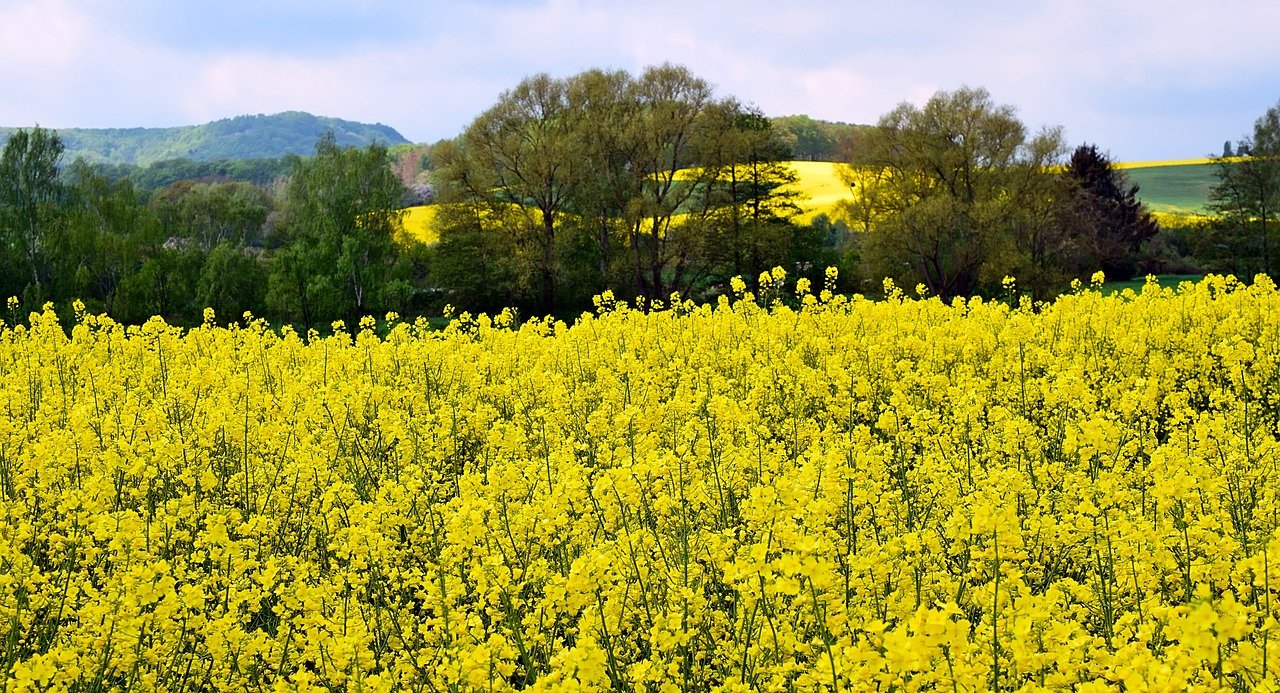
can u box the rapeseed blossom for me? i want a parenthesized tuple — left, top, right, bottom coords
(0, 274, 1278, 690)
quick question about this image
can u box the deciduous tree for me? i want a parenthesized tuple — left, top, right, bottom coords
(850, 87, 1064, 298)
(60, 161, 159, 315)
(268, 133, 405, 328)
(459, 74, 580, 313)
(0, 127, 65, 301)
(152, 181, 272, 253)
(1210, 100, 1280, 277)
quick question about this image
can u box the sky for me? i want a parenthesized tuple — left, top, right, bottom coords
(1, 0, 1277, 161)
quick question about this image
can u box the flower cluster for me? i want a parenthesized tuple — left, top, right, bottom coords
(1, 274, 1279, 690)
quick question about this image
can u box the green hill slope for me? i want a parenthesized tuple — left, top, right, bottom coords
(0, 112, 411, 167)
(1121, 161, 1220, 215)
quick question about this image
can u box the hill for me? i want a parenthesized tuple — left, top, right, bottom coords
(0, 112, 411, 167)
(1119, 160, 1220, 215)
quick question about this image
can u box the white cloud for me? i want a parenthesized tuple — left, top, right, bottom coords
(0, 0, 91, 69)
(2, 0, 1278, 159)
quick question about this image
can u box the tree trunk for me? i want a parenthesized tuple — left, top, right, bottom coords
(542, 209, 556, 313)
(598, 210, 610, 282)
(1262, 207, 1270, 277)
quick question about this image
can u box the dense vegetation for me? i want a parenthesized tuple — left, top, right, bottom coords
(93, 157, 293, 191)
(769, 115, 868, 161)
(0, 129, 425, 330)
(430, 65, 829, 314)
(0, 112, 409, 167)
(0, 65, 1276, 326)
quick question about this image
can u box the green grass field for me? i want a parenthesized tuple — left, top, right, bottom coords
(1122, 161, 1220, 215)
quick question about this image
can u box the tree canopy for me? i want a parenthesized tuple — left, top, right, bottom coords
(1060, 144, 1158, 281)
(1209, 99, 1280, 277)
(848, 87, 1065, 298)
(0, 126, 65, 301)
(432, 64, 813, 314)
(268, 133, 408, 328)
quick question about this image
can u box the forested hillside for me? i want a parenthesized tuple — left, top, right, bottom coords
(0, 112, 409, 166)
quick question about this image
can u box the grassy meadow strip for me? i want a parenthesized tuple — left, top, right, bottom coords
(1, 272, 1279, 690)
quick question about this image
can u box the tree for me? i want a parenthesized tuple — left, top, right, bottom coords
(115, 248, 202, 324)
(457, 74, 580, 313)
(770, 114, 833, 161)
(769, 115, 869, 162)
(60, 160, 160, 315)
(431, 139, 526, 312)
(197, 242, 267, 320)
(152, 180, 272, 253)
(849, 87, 1064, 298)
(1060, 144, 1159, 281)
(1209, 100, 1280, 278)
(267, 133, 405, 328)
(0, 127, 65, 301)
(700, 105, 803, 285)
(626, 63, 721, 300)
(432, 64, 813, 312)
(566, 68, 645, 289)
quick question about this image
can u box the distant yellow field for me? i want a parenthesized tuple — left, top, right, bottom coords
(396, 204, 440, 245)
(1114, 158, 1218, 169)
(671, 161, 858, 221)
(397, 158, 1212, 244)
(1151, 211, 1215, 228)
(783, 161, 858, 221)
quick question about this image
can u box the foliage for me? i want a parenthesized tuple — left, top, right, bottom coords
(700, 106, 806, 284)
(94, 157, 292, 192)
(152, 180, 272, 253)
(0, 129, 429, 330)
(267, 134, 408, 329)
(849, 87, 1065, 298)
(425, 188, 526, 314)
(0, 126, 65, 302)
(455, 73, 581, 312)
(59, 161, 162, 317)
(436, 65, 813, 313)
(3, 275, 1280, 689)
(196, 242, 268, 320)
(1209, 99, 1280, 278)
(113, 248, 203, 324)
(1060, 144, 1159, 281)
(769, 115, 870, 161)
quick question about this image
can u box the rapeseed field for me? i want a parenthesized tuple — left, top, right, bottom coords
(1, 272, 1278, 691)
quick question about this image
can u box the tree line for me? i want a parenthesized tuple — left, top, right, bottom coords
(429, 64, 829, 314)
(431, 74, 1166, 308)
(2, 64, 1276, 327)
(0, 130, 425, 329)
(843, 86, 1160, 299)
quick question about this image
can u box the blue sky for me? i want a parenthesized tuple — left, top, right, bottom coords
(1, 0, 1277, 161)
